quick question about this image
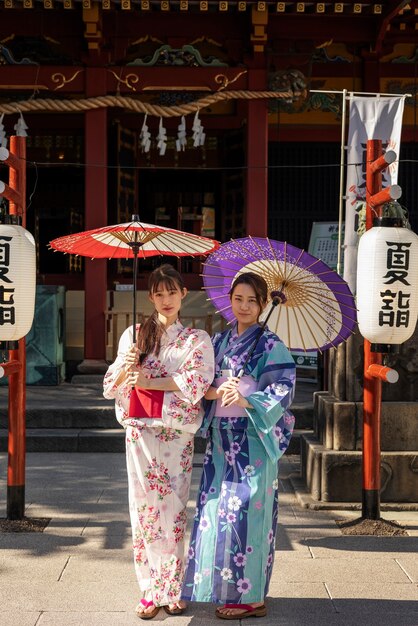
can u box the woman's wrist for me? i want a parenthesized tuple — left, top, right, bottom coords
(147, 377, 161, 390)
(205, 386, 219, 400)
(137, 376, 180, 392)
(239, 396, 251, 409)
(114, 369, 128, 387)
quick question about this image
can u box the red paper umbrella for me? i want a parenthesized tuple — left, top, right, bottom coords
(50, 214, 219, 342)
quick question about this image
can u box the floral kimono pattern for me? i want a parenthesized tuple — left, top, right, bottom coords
(103, 320, 214, 434)
(103, 320, 214, 607)
(182, 323, 295, 604)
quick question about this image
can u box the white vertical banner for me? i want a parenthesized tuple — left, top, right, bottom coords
(343, 95, 405, 293)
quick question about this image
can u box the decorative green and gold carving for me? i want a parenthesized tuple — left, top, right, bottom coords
(108, 70, 140, 92)
(215, 70, 247, 91)
(127, 44, 228, 67)
(51, 70, 84, 90)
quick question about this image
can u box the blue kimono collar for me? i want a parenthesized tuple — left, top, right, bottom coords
(230, 322, 263, 342)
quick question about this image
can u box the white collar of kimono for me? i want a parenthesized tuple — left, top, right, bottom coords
(163, 318, 184, 338)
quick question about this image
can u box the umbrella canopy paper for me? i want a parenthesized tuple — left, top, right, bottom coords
(202, 236, 357, 352)
(50, 215, 219, 343)
(49, 217, 219, 259)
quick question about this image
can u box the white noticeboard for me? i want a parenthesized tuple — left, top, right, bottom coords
(308, 221, 345, 272)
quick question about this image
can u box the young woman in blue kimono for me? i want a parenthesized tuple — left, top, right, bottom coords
(182, 272, 296, 620)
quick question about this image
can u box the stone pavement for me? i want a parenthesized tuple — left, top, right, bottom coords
(0, 453, 417, 626)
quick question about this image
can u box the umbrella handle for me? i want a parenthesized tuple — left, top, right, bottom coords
(237, 295, 283, 379)
(271, 290, 287, 305)
(130, 237, 142, 345)
(132, 249, 138, 345)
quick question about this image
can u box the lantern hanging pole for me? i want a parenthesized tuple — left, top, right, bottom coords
(0, 146, 24, 216)
(362, 138, 388, 521)
(367, 364, 399, 384)
(0, 360, 21, 378)
(2, 135, 27, 520)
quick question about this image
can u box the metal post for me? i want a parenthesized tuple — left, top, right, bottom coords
(336, 88, 347, 276)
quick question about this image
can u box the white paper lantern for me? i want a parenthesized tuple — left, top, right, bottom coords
(0, 223, 36, 341)
(357, 221, 418, 350)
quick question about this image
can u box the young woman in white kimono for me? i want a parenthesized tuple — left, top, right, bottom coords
(103, 264, 214, 620)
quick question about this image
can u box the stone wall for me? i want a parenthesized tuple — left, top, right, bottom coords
(301, 329, 418, 504)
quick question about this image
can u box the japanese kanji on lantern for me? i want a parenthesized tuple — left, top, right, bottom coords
(0, 222, 36, 341)
(356, 216, 418, 352)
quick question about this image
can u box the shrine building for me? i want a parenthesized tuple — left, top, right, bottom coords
(0, 1, 417, 371)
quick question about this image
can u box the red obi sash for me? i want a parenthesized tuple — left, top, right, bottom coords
(129, 388, 164, 419)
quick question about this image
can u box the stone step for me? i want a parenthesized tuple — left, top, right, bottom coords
(292, 404, 313, 429)
(0, 403, 313, 430)
(0, 428, 312, 454)
(0, 407, 116, 429)
(70, 374, 108, 386)
(300, 432, 418, 504)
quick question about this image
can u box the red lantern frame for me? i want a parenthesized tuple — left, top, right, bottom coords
(0, 135, 27, 520)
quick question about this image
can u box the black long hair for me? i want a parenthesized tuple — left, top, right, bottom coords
(137, 264, 185, 364)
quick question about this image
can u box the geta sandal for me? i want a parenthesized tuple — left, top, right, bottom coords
(163, 603, 187, 615)
(135, 599, 160, 620)
(215, 603, 267, 620)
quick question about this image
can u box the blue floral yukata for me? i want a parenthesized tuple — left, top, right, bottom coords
(182, 323, 296, 604)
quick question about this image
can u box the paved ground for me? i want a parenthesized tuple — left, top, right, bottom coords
(0, 453, 417, 626)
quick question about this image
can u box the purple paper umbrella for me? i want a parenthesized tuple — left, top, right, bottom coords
(202, 236, 357, 352)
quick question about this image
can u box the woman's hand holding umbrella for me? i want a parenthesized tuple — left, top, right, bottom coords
(121, 348, 150, 389)
(128, 369, 150, 389)
(124, 345, 139, 370)
(113, 344, 139, 387)
(217, 377, 250, 409)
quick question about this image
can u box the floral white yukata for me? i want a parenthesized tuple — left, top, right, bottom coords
(103, 320, 214, 607)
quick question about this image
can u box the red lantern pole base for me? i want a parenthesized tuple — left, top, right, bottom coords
(362, 489, 380, 521)
(7, 340, 26, 521)
(7, 485, 25, 520)
(362, 338, 382, 520)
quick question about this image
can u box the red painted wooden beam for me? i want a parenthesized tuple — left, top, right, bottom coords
(83, 68, 107, 363)
(245, 68, 268, 237)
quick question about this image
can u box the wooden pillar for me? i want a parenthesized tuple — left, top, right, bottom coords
(362, 51, 380, 94)
(79, 68, 108, 372)
(246, 68, 268, 237)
